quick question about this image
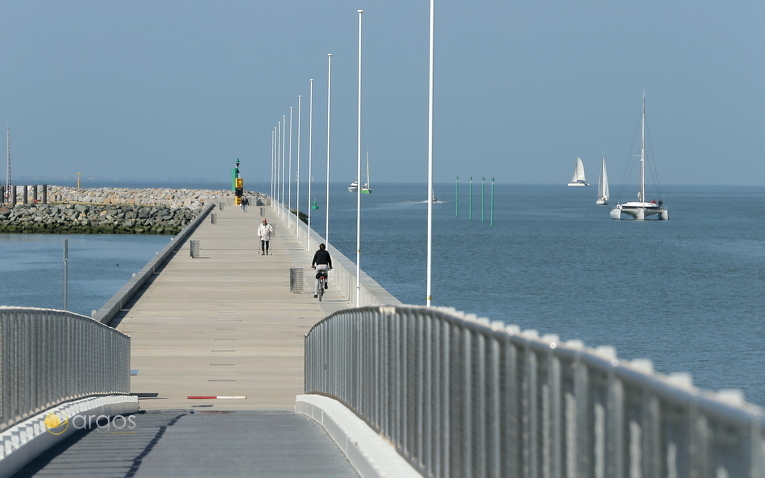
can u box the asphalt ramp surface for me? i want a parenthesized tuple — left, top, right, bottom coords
(14, 410, 358, 477)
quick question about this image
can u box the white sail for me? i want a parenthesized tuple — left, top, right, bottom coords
(361, 152, 372, 193)
(568, 157, 589, 186)
(597, 153, 609, 204)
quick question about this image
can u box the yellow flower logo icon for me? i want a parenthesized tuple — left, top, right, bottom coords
(44, 410, 69, 435)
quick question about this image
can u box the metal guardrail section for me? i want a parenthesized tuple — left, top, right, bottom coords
(0, 307, 131, 433)
(305, 305, 765, 478)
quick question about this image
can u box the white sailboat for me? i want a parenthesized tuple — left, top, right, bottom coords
(361, 153, 372, 193)
(596, 152, 609, 205)
(610, 95, 669, 220)
(567, 157, 589, 186)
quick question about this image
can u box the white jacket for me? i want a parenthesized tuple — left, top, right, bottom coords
(258, 223, 273, 240)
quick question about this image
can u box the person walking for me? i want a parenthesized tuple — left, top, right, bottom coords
(311, 243, 333, 298)
(258, 218, 273, 255)
(241, 196, 249, 212)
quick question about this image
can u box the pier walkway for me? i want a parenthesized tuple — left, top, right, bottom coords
(113, 203, 350, 411)
(13, 203, 366, 477)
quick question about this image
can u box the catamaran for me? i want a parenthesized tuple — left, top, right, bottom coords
(610, 95, 669, 220)
(567, 157, 589, 186)
(596, 151, 609, 205)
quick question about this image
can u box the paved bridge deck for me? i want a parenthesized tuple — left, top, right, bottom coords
(14, 410, 358, 477)
(111, 203, 351, 411)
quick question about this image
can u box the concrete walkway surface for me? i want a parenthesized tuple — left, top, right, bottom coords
(112, 203, 352, 411)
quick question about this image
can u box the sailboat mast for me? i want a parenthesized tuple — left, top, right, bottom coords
(640, 95, 646, 203)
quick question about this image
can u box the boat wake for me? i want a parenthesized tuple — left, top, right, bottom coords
(397, 200, 445, 205)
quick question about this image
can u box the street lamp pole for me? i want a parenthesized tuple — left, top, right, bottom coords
(296, 95, 302, 237)
(325, 53, 333, 243)
(426, 0, 435, 306)
(356, 9, 364, 307)
(288, 107, 293, 226)
(307, 79, 314, 250)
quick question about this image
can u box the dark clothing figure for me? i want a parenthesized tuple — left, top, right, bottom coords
(311, 244, 333, 297)
(312, 249, 333, 268)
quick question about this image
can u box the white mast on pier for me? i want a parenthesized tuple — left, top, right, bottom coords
(5, 127, 11, 204)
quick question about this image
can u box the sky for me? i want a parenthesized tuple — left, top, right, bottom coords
(1, 1, 763, 186)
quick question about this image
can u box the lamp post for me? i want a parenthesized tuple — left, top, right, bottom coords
(426, 0, 435, 306)
(326, 53, 332, 243)
(296, 95, 302, 237)
(307, 80, 314, 249)
(276, 122, 281, 207)
(288, 107, 293, 226)
(282, 114, 286, 218)
(356, 10, 364, 307)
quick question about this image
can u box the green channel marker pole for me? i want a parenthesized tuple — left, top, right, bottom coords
(469, 177, 473, 220)
(481, 177, 485, 223)
(455, 176, 459, 216)
(491, 177, 495, 226)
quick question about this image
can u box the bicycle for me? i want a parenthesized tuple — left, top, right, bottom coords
(315, 268, 329, 301)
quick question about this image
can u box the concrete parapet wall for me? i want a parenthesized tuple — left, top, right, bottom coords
(296, 395, 421, 477)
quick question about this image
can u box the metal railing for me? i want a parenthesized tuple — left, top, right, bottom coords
(0, 307, 131, 433)
(305, 305, 765, 478)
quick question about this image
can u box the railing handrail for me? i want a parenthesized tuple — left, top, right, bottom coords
(305, 305, 765, 477)
(0, 307, 131, 433)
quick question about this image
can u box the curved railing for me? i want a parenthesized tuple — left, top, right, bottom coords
(0, 307, 131, 433)
(305, 305, 765, 478)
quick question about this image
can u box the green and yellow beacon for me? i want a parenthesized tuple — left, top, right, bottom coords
(232, 158, 243, 205)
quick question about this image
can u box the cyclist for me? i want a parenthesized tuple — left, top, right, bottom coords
(311, 243, 333, 298)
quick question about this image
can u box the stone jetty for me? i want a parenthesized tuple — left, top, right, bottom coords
(0, 187, 266, 234)
(46, 186, 234, 209)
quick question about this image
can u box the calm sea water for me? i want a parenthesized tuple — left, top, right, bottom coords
(2, 179, 764, 406)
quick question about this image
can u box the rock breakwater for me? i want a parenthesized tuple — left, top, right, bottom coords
(0, 203, 199, 234)
(0, 187, 266, 234)
(46, 186, 234, 209)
